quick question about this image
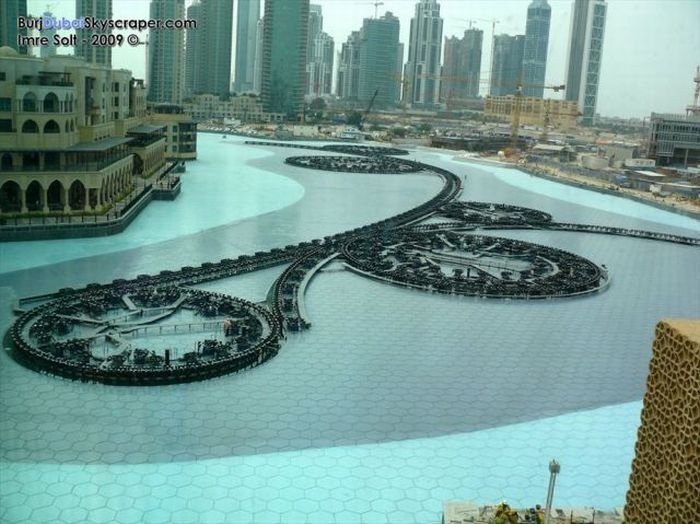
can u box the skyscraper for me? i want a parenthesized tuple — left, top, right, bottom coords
(148, 0, 185, 104)
(193, 0, 233, 98)
(0, 0, 28, 54)
(490, 34, 525, 96)
(39, 10, 57, 58)
(404, 0, 443, 107)
(441, 28, 483, 102)
(522, 0, 551, 97)
(75, 0, 113, 66)
(358, 12, 402, 107)
(261, 0, 309, 119)
(565, 0, 607, 125)
(308, 33, 334, 97)
(253, 19, 264, 93)
(184, 1, 201, 99)
(336, 31, 361, 100)
(305, 4, 333, 97)
(307, 4, 323, 58)
(234, 0, 260, 94)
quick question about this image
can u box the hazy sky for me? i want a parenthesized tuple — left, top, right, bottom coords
(27, 0, 700, 119)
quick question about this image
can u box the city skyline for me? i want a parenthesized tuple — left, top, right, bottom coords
(21, 0, 700, 119)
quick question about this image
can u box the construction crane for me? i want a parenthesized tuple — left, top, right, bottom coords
(358, 89, 379, 131)
(686, 65, 700, 117)
(511, 80, 565, 148)
(362, 1, 384, 18)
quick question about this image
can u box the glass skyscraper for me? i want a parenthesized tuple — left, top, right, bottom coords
(193, 0, 233, 98)
(522, 0, 551, 97)
(358, 12, 402, 107)
(441, 28, 483, 101)
(0, 0, 28, 55)
(565, 0, 607, 125)
(234, 0, 260, 94)
(184, 1, 201, 99)
(490, 34, 525, 96)
(148, 0, 185, 104)
(261, 0, 309, 119)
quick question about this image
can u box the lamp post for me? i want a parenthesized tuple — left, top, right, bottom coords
(544, 459, 560, 524)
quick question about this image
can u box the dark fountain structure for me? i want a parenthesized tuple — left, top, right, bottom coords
(6, 143, 699, 385)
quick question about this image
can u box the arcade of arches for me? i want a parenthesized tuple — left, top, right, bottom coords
(0, 164, 133, 214)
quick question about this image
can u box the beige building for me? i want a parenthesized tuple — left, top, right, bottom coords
(183, 93, 284, 124)
(484, 96, 579, 131)
(0, 47, 167, 217)
(148, 104, 197, 161)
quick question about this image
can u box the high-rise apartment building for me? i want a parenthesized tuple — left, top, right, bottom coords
(184, 1, 201, 99)
(192, 0, 233, 98)
(261, 0, 309, 119)
(234, 0, 260, 94)
(358, 12, 402, 107)
(308, 33, 334, 97)
(441, 28, 482, 102)
(148, 0, 185, 104)
(336, 31, 361, 100)
(0, 0, 28, 55)
(253, 19, 264, 93)
(305, 5, 333, 97)
(307, 4, 323, 58)
(490, 34, 525, 96)
(522, 0, 551, 97)
(39, 10, 57, 58)
(565, 0, 606, 125)
(75, 0, 112, 66)
(405, 0, 443, 107)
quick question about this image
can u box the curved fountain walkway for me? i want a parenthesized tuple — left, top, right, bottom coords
(0, 138, 698, 524)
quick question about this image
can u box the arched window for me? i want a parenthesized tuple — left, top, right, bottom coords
(21, 120, 39, 133)
(68, 180, 86, 210)
(1, 153, 12, 171)
(22, 92, 38, 112)
(0, 180, 22, 211)
(47, 180, 63, 210)
(26, 180, 43, 211)
(44, 120, 60, 134)
(43, 92, 59, 112)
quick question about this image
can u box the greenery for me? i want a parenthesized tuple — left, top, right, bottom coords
(390, 127, 407, 138)
(346, 111, 363, 128)
(305, 98, 327, 123)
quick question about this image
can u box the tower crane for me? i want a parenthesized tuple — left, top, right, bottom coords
(686, 65, 700, 117)
(362, 1, 384, 18)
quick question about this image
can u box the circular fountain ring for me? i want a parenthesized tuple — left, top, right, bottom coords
(8, 285, 282, 385)
(343, 229, 607, 299)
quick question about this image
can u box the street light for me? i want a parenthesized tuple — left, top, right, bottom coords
(544, 459, 560, 524)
